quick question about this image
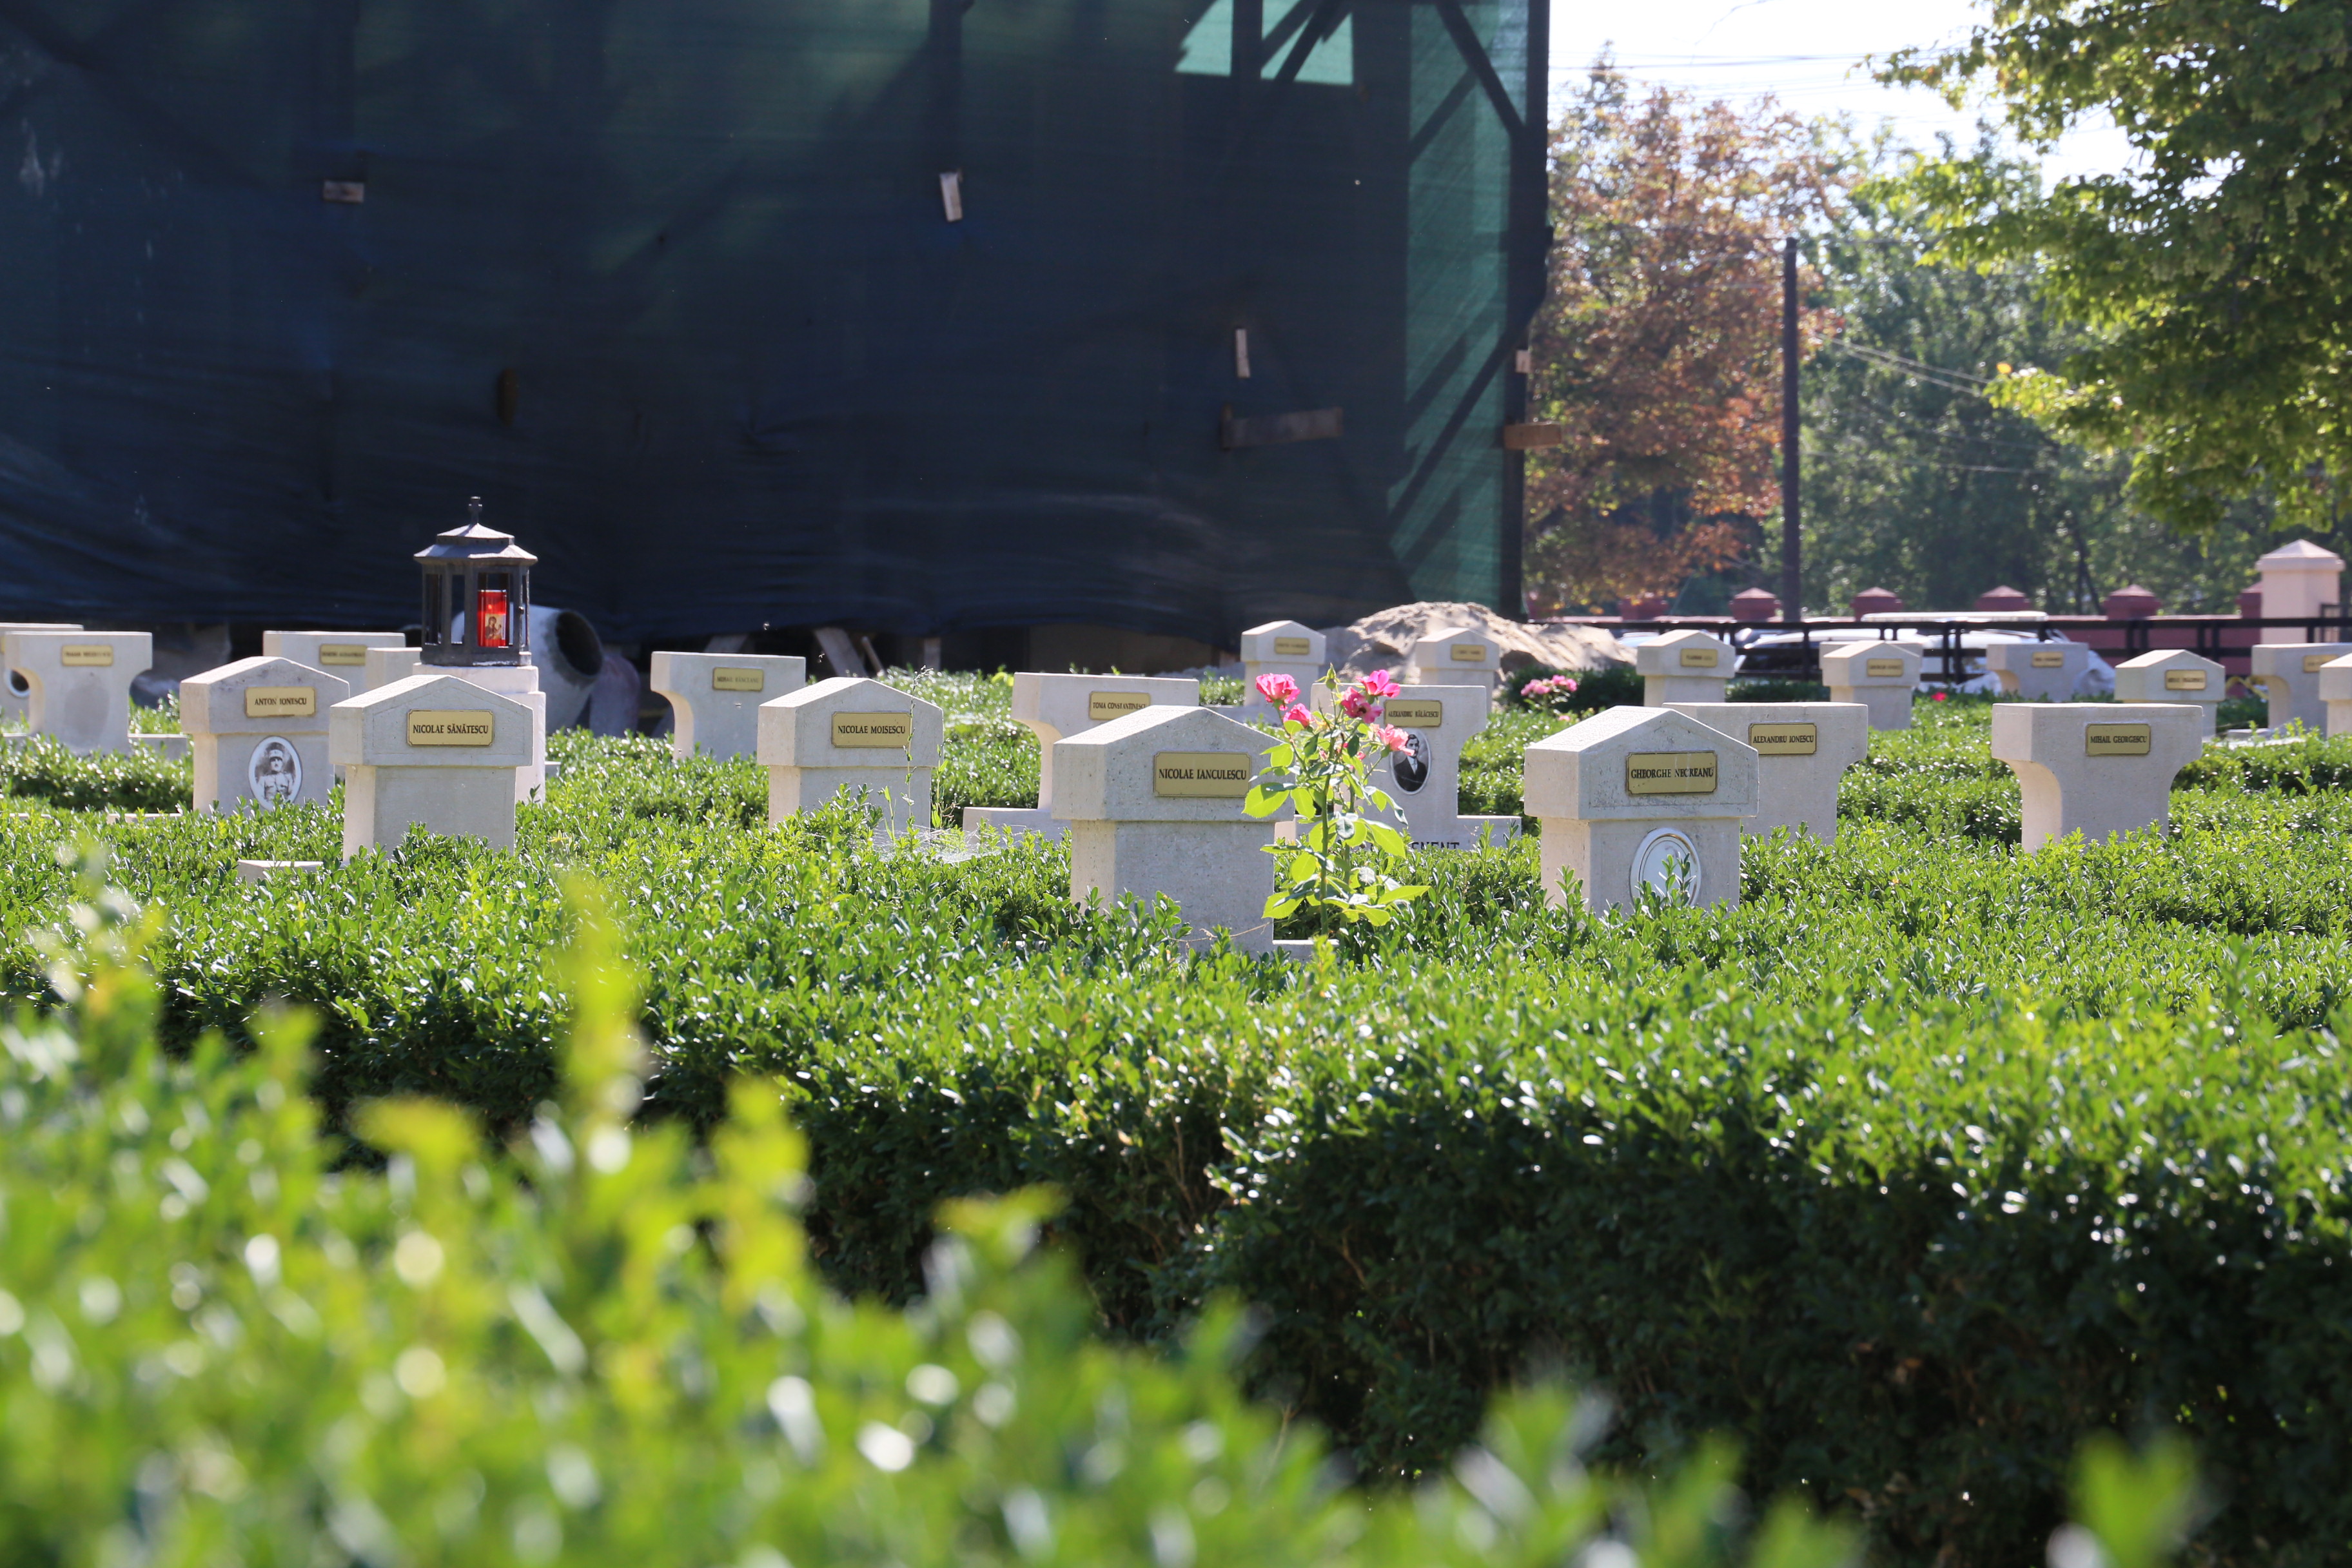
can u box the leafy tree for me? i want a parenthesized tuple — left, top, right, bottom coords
(1884, 0, 2352, 531)
(1525, 66, 1847, 613)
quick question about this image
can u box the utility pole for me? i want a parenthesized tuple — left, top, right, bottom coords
(1780, 236, 1802, 624)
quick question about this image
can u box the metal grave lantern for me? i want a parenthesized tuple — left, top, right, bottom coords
(416, 498, 535, 667)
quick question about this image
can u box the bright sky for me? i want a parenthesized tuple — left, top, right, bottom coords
(1549, 0, 2137, 182)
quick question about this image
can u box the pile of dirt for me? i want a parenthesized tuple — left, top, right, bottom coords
(1318, 601, 1625, 678)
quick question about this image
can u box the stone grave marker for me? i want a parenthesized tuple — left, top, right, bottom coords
(362, 646, 422, 693)
(261, 631, 407, 678)
(1990, 703, 2203, 851)
(965, 672, 1198, 840)
(180, 656, 349, 812)
(1407, 625, 1501, 705)
(1635, 629, 1734, 706)
(5, 631, 153, 753)
(757, 676, 946, 836)
(1664, 701, 1869, 842)
(328, 672, 533, 856)
(1239, 620, 1328, 696)
(1051, 705, 1276, 954)
(1983, 640, 2089, 701)
(1522, 705, 1759, 914)
(2317, 656, 2352, 737)
(1819, 640, 1923, 730)
(0, 622, 80, 724)
(1310, 681, 1516, 849)
(2112, 649, 2225, 736)
(650, 651, 807, 761)
(2249, 641, 2352, 732)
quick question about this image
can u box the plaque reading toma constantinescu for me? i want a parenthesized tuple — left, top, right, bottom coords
(2032, 648, 2066, 668)
(2085, 723, 2152, 758)
(1273, 636, 1312, 658)
(1385, 698, 1444, 728)
(1625, 751, 1719, 795)
(1746, 722, 1817, 757)
(832, 712, 914, 748)
(1087, 691, 1151, 723)
(1679, 647, 1719, 669)
(1152, 752, 1251, 798)
(710, 667, 765, 693)
(242, 686, 318, 720)
(406, 710, 495, 747)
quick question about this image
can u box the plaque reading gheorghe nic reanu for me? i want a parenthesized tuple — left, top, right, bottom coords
(1746, 722, 1817, 757)
(832, 712, 914, 748)
(1088, 691, 1151, 723)
(406, 710, 495, 747)
(1152, 752, 1251, 798)
(2086, 723, 2151, 757)
(1625, 751, 1719, 795)
(243, 686, 317, 720)
(710, 667, 765, 693)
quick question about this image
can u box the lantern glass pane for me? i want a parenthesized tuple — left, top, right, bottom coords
(421, 573, 443, 646)
(477, 570, 513, 649)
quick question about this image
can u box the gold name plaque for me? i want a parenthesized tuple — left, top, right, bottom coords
(1747, 722, 1816, 757)
(2164, 669, 2208, 692)
(1678, 647, 1719, 669)
(1448, 643, 1487, 664)
(2086, 723, 2151, 757)
(244, 686, 317, 720)
(1386, 698, 1444, 728)
(2307, 653, 2336, 674)
(2031, 649, 2066, 669)
(406, 710, 495, 747)
(711, 667, 765, 693)
(1088, 691, 1152, 723)
(317, 643, 369, 667)
(1866, 657, 1905, 678)
(1626, 751, 1718, 795)
(61, 644, 113, 668)
(832, 712, 912, 748)
(1272, 636, 1311, 658)
(1153, 751, 1251, 798)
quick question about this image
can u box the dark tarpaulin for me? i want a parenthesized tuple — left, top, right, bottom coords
(0, 0, 1545, 643)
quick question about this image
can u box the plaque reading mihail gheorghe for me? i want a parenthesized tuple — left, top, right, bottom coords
(2086, 723, 2152, 757)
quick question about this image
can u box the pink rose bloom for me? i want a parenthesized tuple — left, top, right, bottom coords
(1338, 689, 1372, 721)
(1255, 671, 1300, 707)
(1374, 724, 1409, 753)
(1363, 669, 1402, 699)
(1283, 704, 1313, 728)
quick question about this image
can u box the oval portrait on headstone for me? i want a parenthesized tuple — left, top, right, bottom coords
(1391, 730, 1429, 794)
(1630, 826, 1701, 905)
(248, 736, 301, 807)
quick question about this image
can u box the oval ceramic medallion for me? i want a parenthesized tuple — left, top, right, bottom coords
(1630, 826, 1701, 905)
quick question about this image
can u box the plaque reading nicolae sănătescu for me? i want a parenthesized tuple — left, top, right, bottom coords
(180, 656, 349, 813)
(1633, 629, 1734, 707)
(1664, 701, 1869, 843)
(1983, 640, 2090, 702)
(1521, 705, 1759, 915)
(2111, 649, 2226, 738)
(2249, 642, 2352, 732)
(5, 630, 153, 754)
(1818, 640, 1923, 730)
(1308, 681, 1516, 850)
(756, 676, 945, 838)
(649, 652, 808, 761)
(413, 499, 550, 799)
(1050, 704, 1277, 954)
(1989, 703, 2204, 852)
(328, 672, 534, 856)
(964, 672, 1200, 841)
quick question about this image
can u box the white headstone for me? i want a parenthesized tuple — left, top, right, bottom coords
(2111, 649, 2224, 737)
(2249, 642, 2352, 733)
(1664, 701, 1868, 842)
(179, 656, 350, 813)
(1050, 705, 1276, 954)
(1239, 620, 1328, 696)
(1990, 703, 2203, 852)
(1982, 640, 2088, 701)
(261, 632, 407, 678)
(328, 672, 533, 856)
(757, 676, 946, 836)
(362, 646, 422, 693)
(1522, 706, 1759, 913)
(1818, 641, 1922, 730)
(650, 652, 807, 761)
(1406, 625, 1500, 705)
(1634, 629, 1734, 706)
(1309, 681, 1516, 849)
(2317, 654, 2352, 737)
(965, 672, 1199, 840)
(5, 631, 153, 754)
(2256, 538, 2344, 634)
